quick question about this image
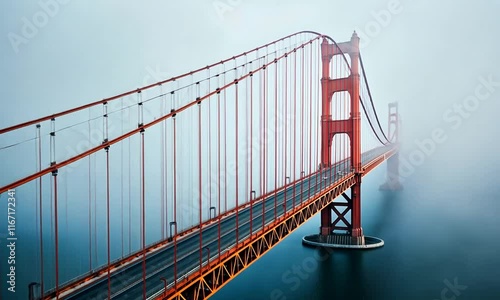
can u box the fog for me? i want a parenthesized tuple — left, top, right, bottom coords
(1, 1, 500, 299)
(2, 0, 499, 167)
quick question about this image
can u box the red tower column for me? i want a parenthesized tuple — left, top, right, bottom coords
(349, 33, 365, 245)
(320, 38, 333, 235)
(318, 32, 364, 243)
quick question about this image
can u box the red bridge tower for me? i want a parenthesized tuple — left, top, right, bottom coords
(303, 32, 392, 249)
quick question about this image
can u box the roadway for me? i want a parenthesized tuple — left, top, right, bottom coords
(62, 145, 395, 299)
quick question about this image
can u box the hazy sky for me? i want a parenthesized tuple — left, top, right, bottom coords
(1, 0, 499, 158)
(1, 2, 499, 298)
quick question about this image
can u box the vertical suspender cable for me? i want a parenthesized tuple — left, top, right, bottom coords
(261, 55, 267, 233)
(273, 57, 278, 221)
(104, 100, 111, 300)
(334, 58, 338, 181)
(264, 47, 268, 203)
(160, 86, 165, 240)
(307, 42, 316, 199)
(53, 170, 59, 300)
(197, 82, 203, 274)
(342, 56, 344, 180)
(300, 44, 305, 205)
(341, 55, 344, 178)
(260, 57, 264, 233)
(316, 45, 321, 196)
(244, 58, 249, 217)
(93, 125, 98, 265)
(342, 58, 350, 176)
(88, 111, 92, 271)
(121, 99, 125, 257)
(49, 118, 60, 299)
(128, 101, 132, 254)
(340, 57, 343, 175)
(312, 42, 316, 190)
(332, 46, 335, 181)
(63, 162, 68, 236)
(249, 70, 254, 238)
(50, 119, 54, 244)
(33, 130, 40, 296)
(208, 69, 212, 219)
(36, 124, 44, 297)
(216, 74, 222, 261)
(105, 144, 111, 300)
(283, 51, 288, 215)
(339, 56, 342, 176)
(138, 90, 147, 300)
(172, 91, 178, 289)
(346, 56, 349, 175)
(164, 88, 168, 242)
(223, 70, 228, 213)
(293, 48, 297, 207)
(141, 127, 146, 299)
(334, 56, 338, 182)
(235, 72, 240, 248)
(341, 55, 345, 178)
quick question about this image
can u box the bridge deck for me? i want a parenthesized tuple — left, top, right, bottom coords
(54, 145, 395, 300)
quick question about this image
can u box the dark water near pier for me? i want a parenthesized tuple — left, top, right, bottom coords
(212, 144, 500, 300)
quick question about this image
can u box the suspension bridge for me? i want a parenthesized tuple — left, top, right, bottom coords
(0, 31, 402, 300)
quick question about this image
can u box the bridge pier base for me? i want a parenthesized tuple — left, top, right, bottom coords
(302, 233, 384, 249)
(379, 181, 403, 191)
(303, 178, 384, 250)
(351, 227, 365, 246)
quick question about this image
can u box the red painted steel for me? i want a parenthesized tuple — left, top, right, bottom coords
(141, 131, 147, 300)
(235, 78, 240, 248)
(0, 37, 321, 195)
(0, 31, 397, 299)
(106, 147, 111, 300)
(53, 173, 59, 300)
(319, 32, 365, 243)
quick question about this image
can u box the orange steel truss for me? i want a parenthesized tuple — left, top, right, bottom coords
(159, 148, 396, 300)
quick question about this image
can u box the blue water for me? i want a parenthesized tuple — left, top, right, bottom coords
(212, 145, 500, 300)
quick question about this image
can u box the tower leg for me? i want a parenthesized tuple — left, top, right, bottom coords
(350, 175, 365, 245)
(379, 152, 403, 191)
(320, 204, 333, 235)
